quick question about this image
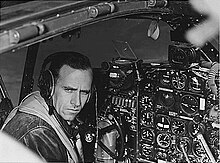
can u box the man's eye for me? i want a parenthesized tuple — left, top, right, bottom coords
(81, 91, 89, 96)
(64, 89, 74, 93)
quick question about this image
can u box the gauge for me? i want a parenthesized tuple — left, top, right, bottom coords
(141, 144, 154, 157)
(143, 82, 154, 93)
(176, 137, 191, 154)
(155, 114, 170, 131)
(141, 128, 155, 144)
(156, 133, 171, 148)
(189, 76, 202, 93)
(180, 95, 199, 116)
(192, 140, 206, 157)
(206, 93, 218, 108)
(188, 155, 199, 163)
(160, 71, 170, 86)
(160, 92, 175, 108)
(171, 72, 187, 90)
(205, 128, 218, 145)
(188, 121, 205, 137)
(171, 119, 186, 135)
(109, 69, 126, 88)
(141, 111, 154, 126)
(140, 95, 153, 110)
(212, 137, 220, 149)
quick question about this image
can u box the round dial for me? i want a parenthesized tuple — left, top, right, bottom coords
(171, 119, 186, 135)
(171, 72, 187, 90)
(212, 137, 220, 149)
(176, 137, 191, 154)
(156, 133, 171, 148)
(141, 144, 153, 157)
(192, 140, 206, 157)
(206, 93, 217, 108)
(160, 92, 175, 108)
(141, 128, 155, 144)
(155, 115, 170, 131)
(180, 95, 199, 116)
(143, 82, 154, 93)
(189, 76, 202, 93)
(109, 69, 126, 88)
(141, 111, 154, 126)
(188, 121, 205, 137)
(140, 95, 153, 110)
(188, 155, 199, 163)
(205, 128, 218, 145)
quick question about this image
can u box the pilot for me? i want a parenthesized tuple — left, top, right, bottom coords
(1, 51, 93, 163)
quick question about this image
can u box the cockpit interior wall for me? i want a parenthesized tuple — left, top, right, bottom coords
(32, 18, 171, 92)
(0, 49, 27, 105)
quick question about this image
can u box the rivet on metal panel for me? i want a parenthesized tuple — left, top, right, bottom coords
(9, 30, 20, 44)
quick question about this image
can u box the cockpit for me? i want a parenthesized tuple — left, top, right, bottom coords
(0, 1, 219, 162)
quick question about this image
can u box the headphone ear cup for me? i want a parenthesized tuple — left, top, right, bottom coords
(38, 70, 55, 100)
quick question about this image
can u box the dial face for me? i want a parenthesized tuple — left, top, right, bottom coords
(188, 155, 199, 163)
(160, 92, 175, 108)
(212, 137, 220, 149)
(155, 115, 170, 131)
(181, 95, 199, 116)
(143, 82, 154, 93)
(176, 137, 191, 154)
(171, 72, 187, 90)
(192, 140, 206, 157)
(109, 69, 126, 88)
(141, 128, 155, 144)
(188, 122, 205, 137)
(206, 93, 217, 108)
(141, 111, 154, 126)
(171, 47, 186, 64)
(205, 128, 218, 145)
(189, 76, 202, 92)
(156, 133, 171, 148)
(171, 119, 186, 135)
(140, 95, 153, 110)
(141, 144, 153, 157)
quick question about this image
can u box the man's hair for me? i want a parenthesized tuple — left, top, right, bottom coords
(44, 51, 92, 82)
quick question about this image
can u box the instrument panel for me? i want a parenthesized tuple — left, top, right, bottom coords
(96, 55, 219, 163)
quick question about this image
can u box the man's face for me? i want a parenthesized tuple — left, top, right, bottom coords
(52, 65, 93, 122)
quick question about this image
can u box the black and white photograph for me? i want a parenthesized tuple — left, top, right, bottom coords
(0, 0, 219, 162)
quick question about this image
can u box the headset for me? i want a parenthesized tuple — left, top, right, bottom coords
(37, 51, 95, 138)
(38, 60, 55, 102)
(38, 51, 94, 103)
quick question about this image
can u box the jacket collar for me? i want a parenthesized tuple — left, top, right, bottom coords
(20, 91, 79, 139)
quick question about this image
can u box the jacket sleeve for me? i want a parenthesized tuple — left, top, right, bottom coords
(20, 126, 68, 162)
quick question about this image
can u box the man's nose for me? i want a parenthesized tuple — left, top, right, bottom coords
(70, 91, 80, 107)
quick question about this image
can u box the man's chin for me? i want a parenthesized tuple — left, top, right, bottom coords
(61, 113, 76, 122)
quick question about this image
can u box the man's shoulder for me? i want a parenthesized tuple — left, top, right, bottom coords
(3, 111, 55, 139)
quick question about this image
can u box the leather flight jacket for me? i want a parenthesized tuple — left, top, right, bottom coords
(1, 91, 84, 163)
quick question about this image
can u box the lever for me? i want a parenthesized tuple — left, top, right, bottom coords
(180, 142, 191, 163)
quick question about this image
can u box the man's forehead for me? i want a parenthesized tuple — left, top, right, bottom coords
(58, 65, 92, 87)
(59, 65, 92, 77)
